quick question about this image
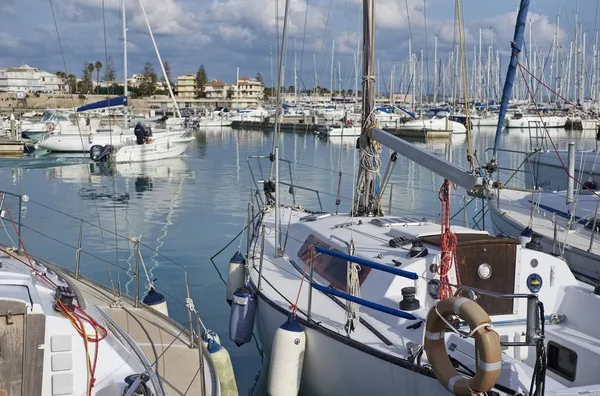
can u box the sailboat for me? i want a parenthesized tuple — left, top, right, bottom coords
(0, 187, 224, 395)
(230, 0, 600, 395)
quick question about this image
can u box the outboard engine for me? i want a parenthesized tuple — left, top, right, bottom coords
(89, 144, 114, 162)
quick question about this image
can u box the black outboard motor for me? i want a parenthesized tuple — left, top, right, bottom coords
(89, 144, 114, 161)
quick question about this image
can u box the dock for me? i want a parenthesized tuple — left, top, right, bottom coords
(231, 120, 325, 133)
(0, 137, 25, 157)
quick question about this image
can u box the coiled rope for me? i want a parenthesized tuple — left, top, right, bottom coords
(437, 179, 461, 300)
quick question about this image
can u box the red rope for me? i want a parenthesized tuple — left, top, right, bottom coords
(0, 194, 36, 267)
(517, 63, 600, 201)
(56, 299, 107, 394)
(290, 245, 314, 317)
(437, 180, 460, 300)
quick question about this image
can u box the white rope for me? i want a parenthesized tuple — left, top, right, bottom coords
(434, 305, 495, 338)
(131, 236, 152, 288)
(185, 297, 207, 333)
(346, 240, 360, 334)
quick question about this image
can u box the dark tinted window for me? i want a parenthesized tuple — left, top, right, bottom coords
(297, 234, 371, 290)
(548, 341, 577, 382)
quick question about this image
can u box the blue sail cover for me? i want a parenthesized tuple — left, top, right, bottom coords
(492, 0, 531, 159)
(76, 96, 127, 113)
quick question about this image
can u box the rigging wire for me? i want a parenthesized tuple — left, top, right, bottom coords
(517, 62, 600, 202)
(101, 0, 118, 295)
(455, 0, 473, 168)
(46, 0, 87, 155)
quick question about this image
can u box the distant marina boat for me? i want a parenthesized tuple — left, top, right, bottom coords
(506, 113, 568, 128)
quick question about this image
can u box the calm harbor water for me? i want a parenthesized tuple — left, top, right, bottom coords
(0, 126, 597, 394)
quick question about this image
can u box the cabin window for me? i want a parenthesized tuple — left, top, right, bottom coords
(297, 234, 371, 290)
(547, 341, 577, 382)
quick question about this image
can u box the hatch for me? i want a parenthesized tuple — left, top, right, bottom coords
(370, 217, 426, 227)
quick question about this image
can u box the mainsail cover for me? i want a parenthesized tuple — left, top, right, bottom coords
(76, 96, 128, 113)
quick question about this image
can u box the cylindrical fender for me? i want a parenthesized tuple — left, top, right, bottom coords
(424, 296, 501, 396)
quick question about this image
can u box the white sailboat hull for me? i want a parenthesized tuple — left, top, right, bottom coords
(197, 119, 233, 127)
(506, 116, 567, 128)
(253, 291, 444, 396)
(326, 126, 361, 137)
(476, 117, 501, 127)
(114, 135, 195, 163)
(488, 194, 600, 282)
(397, 118, 467, 134)
(39, 132, 129, 152)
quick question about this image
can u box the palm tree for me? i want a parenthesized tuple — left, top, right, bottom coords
(95, 61, 103, 94)
(87, 63, 95, 93)
(67, 74, 77, 93)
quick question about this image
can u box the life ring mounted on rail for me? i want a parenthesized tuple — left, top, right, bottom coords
(424, 297, 502, 396)
(45, 121, 56, 134)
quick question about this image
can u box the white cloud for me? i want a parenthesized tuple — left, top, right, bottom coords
(208, 0, 327, 37)
(218, 25, 257, 43)
(376, 0, 425, 30)
(0, 33, 20, 49)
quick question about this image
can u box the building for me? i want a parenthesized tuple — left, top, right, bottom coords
(203, 80, 228, 100)
(0, 65, 63, 93)
(177, 74, 196, 98)
(230, 77, 263, 106)
(127, 74, 145, 88)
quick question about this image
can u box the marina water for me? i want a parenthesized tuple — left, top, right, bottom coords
(0, 126, 596, 394)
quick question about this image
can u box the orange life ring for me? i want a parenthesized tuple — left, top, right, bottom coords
(424, 297, 501, 395)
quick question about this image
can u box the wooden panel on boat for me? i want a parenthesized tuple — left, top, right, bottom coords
(454, 243, 516, 315)
(0, 300, 26, 396)
(420, 233, 520, 247)
(420, 234, 517, 315)
(22, 314, 45, 396)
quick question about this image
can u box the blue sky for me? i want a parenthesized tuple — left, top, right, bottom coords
(0, 0, 598, 89)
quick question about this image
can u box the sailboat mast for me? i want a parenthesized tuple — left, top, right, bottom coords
(331, 39, 335, 94)
(138, 0, 180, 118)
(433, 34, 438, 104)
(354, 0, 381, 216)
(294, 39, 298, 104)
(580, 30, 586, 105)
(122, 0, 128, 128)
(273, 0, 291, 256)
(490, 0, 531, 163)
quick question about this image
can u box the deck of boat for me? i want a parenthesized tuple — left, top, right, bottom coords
(45, 261, 217, 395)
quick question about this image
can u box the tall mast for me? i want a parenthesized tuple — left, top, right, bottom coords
(433, 34, 438, 104)
(580, 29, 586, 105)
(479, 27, 483, 102)
(354, 0, 381, 216)
(313, 54, 318, 99)
(294, 39, 298, 104)
(408, 38, 414, 111)
(574, 1, 579, 102)
(122, 0, 128, 128)
(272, 0, 291, 256)
(330, 39, 335, 95)
(490, 0, 531, 163)
(556, 15, 561, 97)
(138, 0, 180, 118)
